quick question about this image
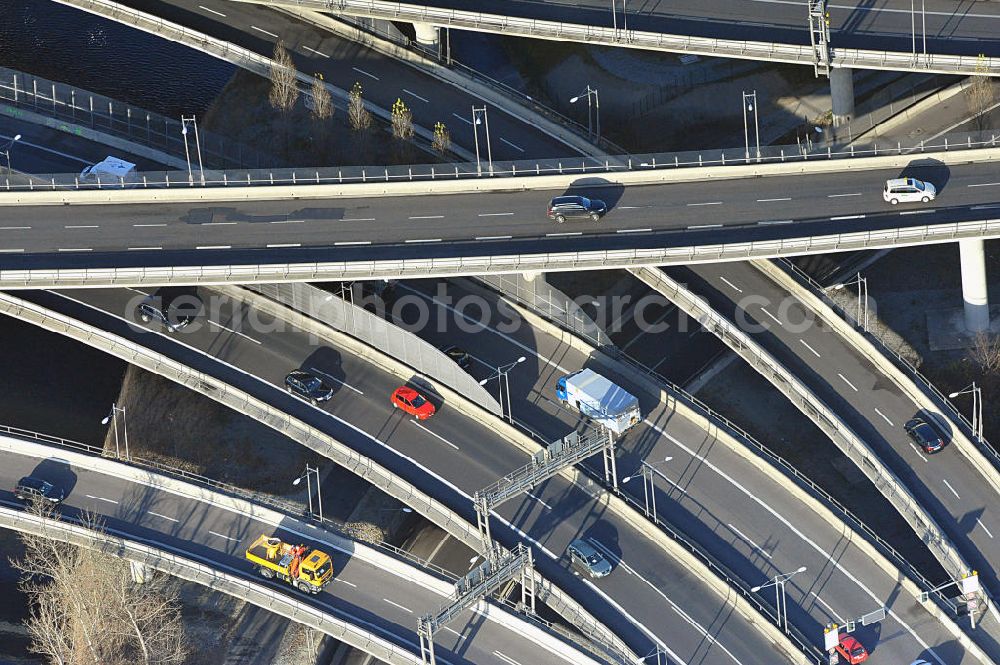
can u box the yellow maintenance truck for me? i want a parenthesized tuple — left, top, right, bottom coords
(245, 534, 334, 594)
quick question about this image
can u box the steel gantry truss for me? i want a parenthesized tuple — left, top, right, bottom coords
(808, 0, 831, 77)
(418, 543, 536, 665)
(473, 426, 616, 563)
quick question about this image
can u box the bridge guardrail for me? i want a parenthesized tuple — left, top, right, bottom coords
(256, 0, 1000, 75)
(0, 506, 424, 665)
(629, 266, 973, 584)
(3, 125, 997, 192)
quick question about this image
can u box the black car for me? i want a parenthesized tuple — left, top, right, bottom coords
(905, 416, 945, 454)
(138, 288, 198, 332)
(547, 195, 607, 223)
(14, 476, 64, 504)
(285, 370, 335, 404)
(441, 345, 472, 371)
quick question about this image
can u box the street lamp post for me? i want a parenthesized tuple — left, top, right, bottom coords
(639, 646, 666, 664)
(830, 272, 869, 331)
(570, 86, 600, 143)
(949, 383, 983, 442)
(742, 90, 761, 163)
(0, 134, 21, 175)
(471, 106, 493, 176)
(101, 403, 129, 460)
(293, 464, 323, 522)
(751, 566, 807, 634)
(180, 116, 205, 186)
(479, 356, 527, 423)
(610, 0, 629, 39)
(622, 457, 673, 521)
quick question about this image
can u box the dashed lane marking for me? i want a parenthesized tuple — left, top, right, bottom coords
(616, 228, 652, 233)
(335, 240, 371, 245)
(475, 235, 512, 240)
(267, 243, 301, 248)
(408, 215, 444, 219)
(412, 422, 458, 450)
(873, 407, 894, 427)
(269, 219, 305, 224)
(977, 519, 994, 539)
(302, 45, 328, 58)
(942, 479, 961, 500)
(477, 212, 514, 217)
(148, 511, 179, 523)
(65, 225, 99, 229)
(500, 137, 524, 152)
(306, 366, 364, 395)
(831, 214, 865, 220)
(525, 492, 553, 509)
(799, 339, 821, 358)
(727, 523, 772, 559)
(452, 112, 472, 125)
(759, 307, 782, 325)
(58, 248, 92, 252)
(133, 223, 166, 227)
(382, 598, 412, 613)
(809, 591, 844, 623)
(198, 5, 226, 17)
(208, 530, 241, 543)
(838, 373, 858, 392)
(546, 232, 582, 237)
(351, 66, 379, 81)
(968, 182, 1000, 187)
(405, 238, 441, 243)
(85, 494, 118, 504)
(402, 88, 428, 103)
(128, 246, 162, 251)
(250, 25, 280, 39)
(196, 245, 231, 250)
(757, 197, 791, 202)
(0, 226, 30, 230)
(493, 652, 523, 665)
(719, 276, 742, 293)
(209, 320, 261, 345)
(828, 192, 862, 197)
(759, 219, 793, 225)
(687, 201, 723, 207)
(899, 209, 935, 215)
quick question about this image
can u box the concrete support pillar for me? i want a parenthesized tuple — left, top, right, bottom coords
(960, 238, 991, 332)
(129, 560, 152, 584)
(413, 22, 439, 47)
(523, 271, 542, 283)
(830, 68, 855, 127)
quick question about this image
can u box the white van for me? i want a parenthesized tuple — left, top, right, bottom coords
(80, 156, 138, 186)
(883, 178, 936, 205)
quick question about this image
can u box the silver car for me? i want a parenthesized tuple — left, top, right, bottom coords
(567, 539, 613, 578)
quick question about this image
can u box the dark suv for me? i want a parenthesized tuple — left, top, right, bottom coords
(14, 476, 65, 504)
(285, 370, 335, 404)
(905, 416, 945, 454)
(547, 195, 607, 223)
(138, 288, 198, 332)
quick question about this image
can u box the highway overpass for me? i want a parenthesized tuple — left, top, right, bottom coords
(0, 286, 991, 663)
(2, 147, 1000, 287)
(240, 0, 1000, 76)
(0, 430, 602, 665)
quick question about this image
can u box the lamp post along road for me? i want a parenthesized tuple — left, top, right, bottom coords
(1, 134, 21, 175)
(101, 403, 129, 461)
(950, 383, 983, 442)
(181, 116, 206, 186)
(570, 86, 600, 143)
(479, 356, 526, 423)
(830, 273, 869, 331)
(622, 457, 673, 521)
(293, 464, 323, 522)
(742, 91, 760, 162)
(471, 106, 493, 176)
(751, 566, 807, 634)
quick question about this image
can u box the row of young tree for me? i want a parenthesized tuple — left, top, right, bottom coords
(268, 42, 452, 156)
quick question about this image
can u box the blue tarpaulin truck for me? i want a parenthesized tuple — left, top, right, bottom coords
(556, 368, 641, 436)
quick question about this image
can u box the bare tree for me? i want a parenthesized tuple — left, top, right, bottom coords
(432, 121, 451, 155)
(310, 74, 334, 156)
(970, 331, 1000, 374)
(966, 55, 996, 132)
(390, 98, 414, 141)
(348, 81, 372, 133)
(12, 506, 186, 665)
(268, 41, 300, 115)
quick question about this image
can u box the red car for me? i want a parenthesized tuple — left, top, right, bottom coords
(835, 634, 868, 664)
(391, 386, 436, 420)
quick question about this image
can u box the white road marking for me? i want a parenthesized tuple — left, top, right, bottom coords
(907, 440, 929, 462)
(306, 366, 364, 395)
(65, 225, 99, 229)
(687, 202, 723, 207)
(759, 219, 793, 225)
(546, 232, 582, 237)
(302, 45, 328, 58)
(0, 248, 23, 253)
(267, 243, 301, 248)
(757, 197, 791, 202)
(809, 592, 844, 623)
(209, 320, 261, 345)
(351, 66, 379, 81)
(335, 240, 371, 245)
(198, 5, 226, 17)
(727, 523, 772, 559)
(201, 221, 237, 226)
(525, 492, 553, 510)
(442, 626, 467, 641)
(128, 246, 162, 251)
(759, 307, 782, 325)
(828, 192, 862, 197)
(719, 276, 742, 293)
(382, 598, 412, 613)
(335, 578, 357, 587)
(270, 219, 305, 224)
(799, 339, 821, 358)
(977, 519, 994, 538)
(0, 226, 30, 230)
(405, 238, 441, 243)
(500, 137, 524, 152)
(58, 248, 92, 252)
(687, 224, 722, 229)
(412, 422, 458, 450)
(968, 182, 1000, 187)
(196, 245, 231, 250)
(133, 223, 166, 227)
(250, 25, 279, 39)
(477, 212, 514, 217)
(148, 511, 179, 523)
(209, 530, 241, 543)
(831, 214, 865, 220)
(85, 494, 118, 504)
(837, 373, 858, 392)
(616, 228, 652, 233)
(873, 408, 894, 427)
(475, 234, 512, 240)
(408, 215, 444, 219)
(971, 204, 1000, 210)
(493, 652, 523, 665)
(899, 209, 935, 215)
(339, 218, 375, 222)
(402, 88, 429, 103)
(452, 112, 472, 125)
(942, 479, 961, 500)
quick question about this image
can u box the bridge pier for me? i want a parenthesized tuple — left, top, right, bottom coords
(960, 238, 991, 332)
(830, 68, 854, 127)
(413, 23, 439, 47)
(130, 560, 152, 584)
(523, 271, 542, 283)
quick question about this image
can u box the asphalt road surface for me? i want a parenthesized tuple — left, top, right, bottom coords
(0, 438, 588, 665)
(12, 285, 990, 665)
(4, 160, 1000, 270)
